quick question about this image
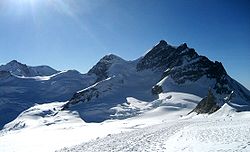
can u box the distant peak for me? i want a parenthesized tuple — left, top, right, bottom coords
(88, 53, 125, 82)
(101, 54, 124, 62)
(177, 43, 188, 51)
(150, 40, 170, 51)
(180, 43, 188, 48)
(10, 60, 18, 63)
(9, 60, 20, 64)
(7, 60, 26, 67)
(156, 40, 168, 47)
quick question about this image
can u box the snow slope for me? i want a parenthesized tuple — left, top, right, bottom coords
(2, 91, 249, 152)
(0, 69, 96, 128)
(58, 109, 250, 152)
(0, 92, 202, 152)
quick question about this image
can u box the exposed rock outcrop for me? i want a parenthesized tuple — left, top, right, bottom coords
(190, 89, 220, 114)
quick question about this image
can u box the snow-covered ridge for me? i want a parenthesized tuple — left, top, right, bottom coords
(0, 60, 59, 77)
(0, 67, 97, 128)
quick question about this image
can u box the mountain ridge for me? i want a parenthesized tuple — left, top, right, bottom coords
(62, 40, 250, 123)
(0, 63, 97, 128)
(0, 60, 59, 77)
(1, 40, 250, 129)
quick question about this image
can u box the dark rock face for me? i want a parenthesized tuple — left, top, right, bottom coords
(9, 60, 31, 76)
(138, 41, 242, 113)
(63, 87, 100, 109)
(191, 89, 220, 114)
(137, 41, 200, 76)
(137, 40, 228, 90)
(152, 85, 163, 95)
(167, 56, 228, 85)
(176, 43, 188, 51)
(137, 40, 183, 71)
(139, 41, 230, 97)
(0, 71, 12, 78)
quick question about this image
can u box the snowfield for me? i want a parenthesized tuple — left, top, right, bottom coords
(57, 120, 191, 152)
(57, 109, 250, 152)
(0, 92, 250, 152)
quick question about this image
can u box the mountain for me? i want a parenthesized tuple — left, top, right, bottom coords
(87, 54, 127, 82)
(1, 40, 250, 152)
(0, 61, 98, 128)
(0, 60, 58, 77)
(1, 40, 250, 128)
(62, 40, 250, 123)
(142, 41, 250, 111)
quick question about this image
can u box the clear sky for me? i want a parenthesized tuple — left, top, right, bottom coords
(0, 0, 249, 89)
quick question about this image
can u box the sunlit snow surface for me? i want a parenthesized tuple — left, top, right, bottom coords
(0, 92, 250, 152)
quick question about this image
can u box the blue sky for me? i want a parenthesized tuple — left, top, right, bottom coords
(0, 0, 249, 89)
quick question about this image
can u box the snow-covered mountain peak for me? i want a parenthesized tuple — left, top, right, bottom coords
(88, 54, 127, 82)
(157, 39, 168, 46)
(100, 54, 124, 62)
(150, 40, 171, 52)
(0, 60, 30, 77)
(8, 60, 22, 65)
(0, 60, 58, 77)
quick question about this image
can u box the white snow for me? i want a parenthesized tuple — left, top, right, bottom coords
(76, 76, 113, 93)
(164, 116, 250, 152)
(1, 92, 249, 152)
(55, 103, 250, 152)
(159, 75, 216, 98)
(0, 69, 97, 128)
(13, 71, 67, 81)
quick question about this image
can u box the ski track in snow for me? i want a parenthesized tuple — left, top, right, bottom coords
(57, 118, 250, 152)
(57, 120, 190, 152)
